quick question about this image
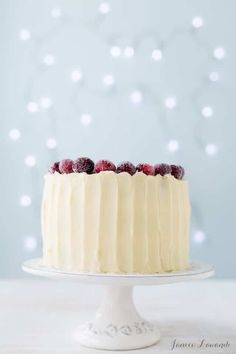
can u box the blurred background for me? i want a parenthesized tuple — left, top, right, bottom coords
(1, 0, 235, 277)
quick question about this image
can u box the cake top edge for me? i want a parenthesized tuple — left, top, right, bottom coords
(48, 158, 185, 180)
(45, 170, 187, 182)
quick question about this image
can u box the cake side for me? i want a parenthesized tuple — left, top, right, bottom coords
(41, 171, 190, 273)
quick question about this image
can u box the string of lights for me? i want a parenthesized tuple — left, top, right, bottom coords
(9, 2, 225, 251)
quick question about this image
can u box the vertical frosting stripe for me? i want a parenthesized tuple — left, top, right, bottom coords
(146, 176, 162, 272)
(116, 173, 134, 272)
(155, 176, 164, 272)
(52, 174, 61, 268)
(70, 173, 85, 270)
(55, 174, 71, 269)
(181, 181, 190, 269)
(83, 174, 101, 271)
(169, 178, 181, 270)
(132, 173, 148, 272)
(157, 175, 172, 271)
(98, 172, 119, 272)
(169, 177, 176, 270)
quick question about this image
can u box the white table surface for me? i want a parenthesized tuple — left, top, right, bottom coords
(0, 279, 235, 353)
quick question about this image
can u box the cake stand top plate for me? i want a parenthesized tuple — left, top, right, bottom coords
(22, 258, 214, 286)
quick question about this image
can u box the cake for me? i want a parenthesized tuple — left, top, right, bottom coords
(41, 158, 190, 273)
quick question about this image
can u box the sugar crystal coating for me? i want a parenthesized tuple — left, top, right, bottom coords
(49, 161, 60, 174)
(48, 158, 185, 178)
(116, 161, 136, 176)
(72, 157, 94, 174)
(95, 160, 116, 173)
(59, 159, 73, 174)
(154, 163, 171, 176)
(170, 164, 185, 179)
(136, 163, 154, 175)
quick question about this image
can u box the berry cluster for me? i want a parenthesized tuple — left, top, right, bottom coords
(49, 158, 185, 180)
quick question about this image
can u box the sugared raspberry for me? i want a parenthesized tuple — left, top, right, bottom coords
(72, 157, 94, 174)
(154, 163, 171, 176)
(136, 163, 154, 175)
(95, 160, 116, 173)
(116, 161, 136, 175)
(59, 159, 74, 174)
(48, 161, 60, 174)
(170, 164, 185, 179)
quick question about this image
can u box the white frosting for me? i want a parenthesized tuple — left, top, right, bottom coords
(41, 172, 190, 273)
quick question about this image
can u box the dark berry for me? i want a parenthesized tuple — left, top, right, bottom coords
(95, 160, 116, 173)
(170, 165, 185, 179)
(116, 161, 136, 176)
(72, 157, 94, 174)
(136, 163, 154, 175)
(154, 163, 171, 176)
(59, 159, 73, 174)
(49, 161, 60, 174)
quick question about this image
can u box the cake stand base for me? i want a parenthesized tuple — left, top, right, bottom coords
(22, 259, 214, 351)
(74, 285, 159, 350)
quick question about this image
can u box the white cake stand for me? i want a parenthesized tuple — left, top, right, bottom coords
(22, 258, 214, 351)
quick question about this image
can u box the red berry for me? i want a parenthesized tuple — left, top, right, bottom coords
(170, 165, 185, 179)
(136, 163, 154, 175)
(59, 159, 73, 174)
(116, 161, 136, 175)
(154, 163, 171, 176)
(95, 160, 116, 173)
(72, 157, 94, 174)
(48, 161, 60, 174)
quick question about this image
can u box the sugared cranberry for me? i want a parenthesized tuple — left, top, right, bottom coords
(95, 160, 116, 173)
(116, 161, 136, 175)
(72, 157, 94, 174)
(154, 163, 171, 176)
(136, 163, 154, 175)
(49, 161, 60, 174)
(59, 159, 73, 174)
(170, 164, 185, 179)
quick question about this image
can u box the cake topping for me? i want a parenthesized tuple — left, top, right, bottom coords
(95, 160, 116, 173)
(154, 163, 171, 176)
(59, 159, 74, 174)
(116, 161, 136, 175)
(49, 161, 60, 174)
(72, 157, 94, 174)
(170, 164, 185, 179)
(48, 158, 185, 179)
(136, 163, 154, 175)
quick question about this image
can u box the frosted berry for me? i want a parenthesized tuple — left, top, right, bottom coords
(49, 161, 60, 174)
(170, 164, 185, 179)
(59, 159, 73, 174)
(72, 157, 94, 174)
(95, 160, 116, 173)
(154, 163, 171, 176)
(136, 163, 154, 175)
(116, 161, 136, 175)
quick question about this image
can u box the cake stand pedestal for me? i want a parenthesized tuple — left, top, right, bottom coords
(22, 259, 214, 351)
